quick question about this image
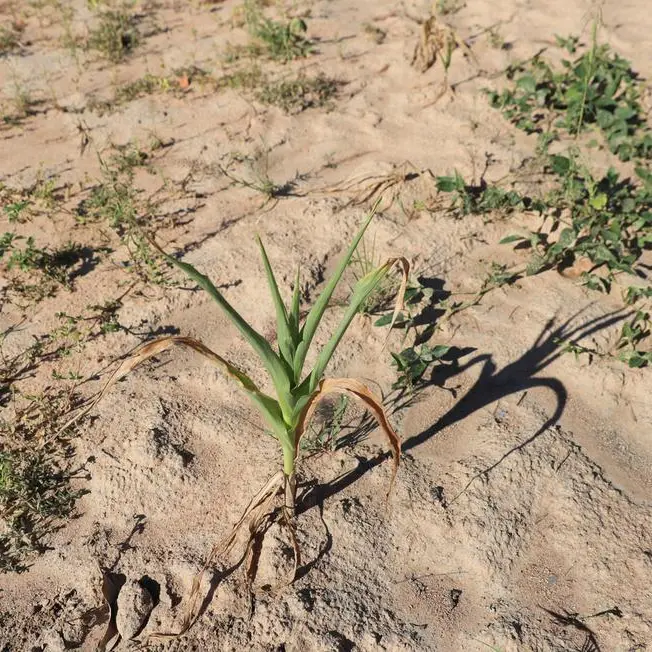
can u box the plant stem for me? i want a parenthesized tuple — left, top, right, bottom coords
(282, 445, 297, 515)
(576, 15, 599, 135)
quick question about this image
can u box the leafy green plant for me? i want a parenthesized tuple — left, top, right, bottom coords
(257, 74, 338, 113)
(500, 153, 651, 285)
(301, 395, 349, 453)
(0, 234, 87, 300)
(4, 200, 30, 223)
(1, 391, 87, 572)
(391, 343, 450, 390)
(373, 279, 434, 329)
(436, 171, 528, 218)
(243, 0, 312, 61)
(615, 310, 651, 367)
(486, 31, 652, 161)
(63, 206, 407, 626)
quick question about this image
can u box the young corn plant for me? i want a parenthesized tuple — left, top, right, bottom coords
(63, 206, 407, 632)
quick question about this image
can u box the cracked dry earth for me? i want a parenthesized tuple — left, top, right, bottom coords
(1, 0, 651, 651)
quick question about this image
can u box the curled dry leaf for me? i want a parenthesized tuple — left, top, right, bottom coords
(295, 377, 401, 494)
(58, 335, 264, 436)
(382, 256, 410, 336)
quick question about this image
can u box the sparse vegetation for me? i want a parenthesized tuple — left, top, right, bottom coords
(486, 30, 652, 161)
(500, 154, 651, 286)
(257, 74, 338, 113)
(0, 390, 87, 572)
(243, 0, 312, 61)
(0, 22, 24, 55)
(436, 171, 529, 218)
(76, 146, 168, 284)
(485, 22, 652, 365)
(0, 234, 88, 301)
(87, 8, 140, 62)
(436, 0, 465, 15)
(217, 148, 296, 206)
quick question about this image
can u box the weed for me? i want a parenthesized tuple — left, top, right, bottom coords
(0, 175, 61, 224)
(8, 83, 37, 119)
(391, 343, 450, 390)
(87, 9, 140, 62)
(110, 67, 212, 109)
(301, 394, 349, 452)
(257, 74, 338, 113)
(436, 0, 464, 15)
(217, 64, 264, 90)
(0, 234, 88, 301)
(77, 149, 167, 284)
(0, 22, 23, 55)
(217, 149, 292, 206)
(500, 153, 651, 285)
(436, 171, 529, 218)
(115, 73, 171, 103)
(64, 205, 407, 632)
(350, 236, 401, 318)
(486, 32, 652, 161)
(3, 200, 30, 223)
(615, 310, 651, 367)
(0, 390, 87, 572)
(481, 262, 520, 290)
(244, 0, 312, 61)
(56, 299, 124, 338)
(350, 238, 432, 326)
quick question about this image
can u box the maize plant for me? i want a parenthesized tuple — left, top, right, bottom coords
(65, 205, 407, 634)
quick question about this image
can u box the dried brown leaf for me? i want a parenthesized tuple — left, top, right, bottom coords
(149, 471, 284, 640)
(58, 336, 263, 436)
(295, 378, 401, 493)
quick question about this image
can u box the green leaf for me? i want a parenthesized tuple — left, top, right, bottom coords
(152, 240, 294, 422)
(500, 234, 526, 244)
(374, 312, 406, 327)
(557, 227, 575, 249)
(589, 193, 608, 210)
(430, 344, 451, 358)
(306, 260, 396, 392)
(256, 236, 295, 372)
(550, 155, 571, 176)
(288, 267, 301, 341)
(292, 202, 379, 381)
(516, 74, 537, 93)
(436, 176, 458, 193)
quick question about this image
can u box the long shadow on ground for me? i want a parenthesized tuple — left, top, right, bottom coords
(298, 307, 628, 514)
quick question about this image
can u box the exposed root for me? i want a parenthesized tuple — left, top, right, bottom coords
(149, 470, 285, 640)
(317, 162, 436, 209)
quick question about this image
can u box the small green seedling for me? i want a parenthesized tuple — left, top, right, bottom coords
(244, 0, 312, 61)
(436, 171, 526, 218)
(391, 343, 450, 390)
(63, 205, 408, 633)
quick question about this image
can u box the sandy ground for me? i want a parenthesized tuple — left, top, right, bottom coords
(1, 0, 651, 650)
